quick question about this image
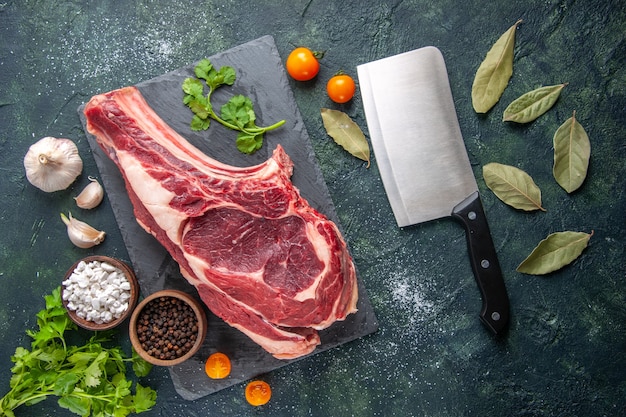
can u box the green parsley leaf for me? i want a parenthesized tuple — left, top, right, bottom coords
(112, 372, 133, 398)
(181, 58, 285, 154)
(83, 351, 107, 387)
(67, 351, 98, 367)
(221, 95, 254, 129)
(133, 383, 158, 413)
(0, 287, 157, 416)
(191, 114, 211, 131)
(131, 349, 153, 378)
(236, 132, 264, 154)
(182, 78, 205, 100)
(45, 287, 64, 309)
(220, 66, 236, 86)
(53, 373, 79, 396)
(194, 58, 213, 81)
(207, 66, 236, 90)
(58, 395, 91, 416)
(187, 97, 210, 120)
(33, 347, 65, 365)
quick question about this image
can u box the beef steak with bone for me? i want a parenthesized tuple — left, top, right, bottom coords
(83, 86, 358, 359)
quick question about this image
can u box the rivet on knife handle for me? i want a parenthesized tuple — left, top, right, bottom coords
(451, 191, 510, 334)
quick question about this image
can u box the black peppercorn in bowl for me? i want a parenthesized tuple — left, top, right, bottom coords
(129, 289, 207, 366)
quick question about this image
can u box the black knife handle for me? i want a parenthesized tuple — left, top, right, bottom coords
(452, 191, 510, 335)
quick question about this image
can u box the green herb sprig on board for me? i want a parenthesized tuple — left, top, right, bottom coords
(182, 58, 286, 154)
(0, 287, 156, 417)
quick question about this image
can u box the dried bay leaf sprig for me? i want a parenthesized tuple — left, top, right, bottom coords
(482, 162, 545, 211)
(553, 110, 591, 193)
(321, 108, 371, 167)
(503, 83, 567, 123)
(472, 19, 522, 113)
(517, 231, 593, 275)
(472, 21, 593, 277)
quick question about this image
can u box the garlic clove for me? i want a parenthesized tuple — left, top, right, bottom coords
(74, 176, 104, 209)
(60, 212, 106, 248)
(24, 137, 83, 192)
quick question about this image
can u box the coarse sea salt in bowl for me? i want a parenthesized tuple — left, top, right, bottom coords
(62, 255, 139, 331)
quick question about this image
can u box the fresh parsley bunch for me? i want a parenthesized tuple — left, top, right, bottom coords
(182, 58, 285, 154)
(0, 287, 156, 417)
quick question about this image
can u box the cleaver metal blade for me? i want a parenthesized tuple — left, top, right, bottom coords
(357, 46, 509, 334)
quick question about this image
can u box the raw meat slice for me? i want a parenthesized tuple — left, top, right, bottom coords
(83, 86, 358, 359)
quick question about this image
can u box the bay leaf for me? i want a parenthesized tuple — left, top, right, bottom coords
(483, 162, 545, 211)
(321, 108, 370, 167)
(517, 230, 593, 275)
(553, 110, 591, 193)
(472, 19, 522, 114)
(503, 83, 567, 123)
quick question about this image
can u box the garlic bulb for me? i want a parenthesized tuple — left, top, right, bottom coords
(24, 136, 83, 192)
(74, 176, 104, 209)
(60, 212, 106, 248)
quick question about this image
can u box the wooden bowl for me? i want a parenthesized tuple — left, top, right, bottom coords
(129, 289, 208, 366)
(61, 255, 139, 331)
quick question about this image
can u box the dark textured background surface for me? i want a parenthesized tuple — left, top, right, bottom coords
(1, 0, 624, 416)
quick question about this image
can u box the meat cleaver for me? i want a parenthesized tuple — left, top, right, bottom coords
(357, 46, 509, 334)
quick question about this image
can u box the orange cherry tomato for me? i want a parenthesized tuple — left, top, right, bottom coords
(205, 352, 231, 379)
(245, 380, 272, 406)
(326, 73, 356, 103)
(286, 47, 320, 81)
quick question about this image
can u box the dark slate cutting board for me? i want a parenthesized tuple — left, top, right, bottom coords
(78, 35, 378, 400)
